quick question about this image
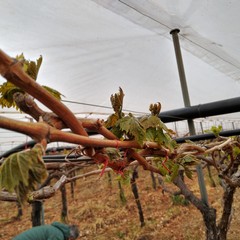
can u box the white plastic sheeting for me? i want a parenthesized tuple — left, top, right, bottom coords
(1, 0, 240, 152)
(95, 0, 240, 81)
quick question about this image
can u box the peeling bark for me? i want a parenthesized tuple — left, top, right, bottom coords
(28, 175, 67, 202)
(0, 191, 17, 202)
(217, 186, 235, 240)
(173, 174, 218, 240)
(13, 92, 44, 121)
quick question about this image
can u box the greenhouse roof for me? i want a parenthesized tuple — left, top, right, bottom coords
(1, 0, 240, 152)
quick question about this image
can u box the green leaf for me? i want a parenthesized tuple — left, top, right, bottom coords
(170, 164, 180, 181)
(145, 128, 156, 142)
(165, 174, 172, 183)
(140, 115, 176, 151)
(154, 158, 170, 176)
(0, 82, 23, 109)
(42, 85, 63, 100)
(115, 170, 132, 185)
(140, 115, 175, 135)
(110, 125, 124, 139)
(179, 155, 198, 166)
(0, 143, 48, 203)
(140, 115, 161, 129)
(233, 146, 240, 158)
(16, 54, 43, 80)
(116, 114, 145, 146)
(157, 164, 169, 176)
(184, 166, 193, 180)
(204, 125, 222, 137)
(155, 129, 176, 151)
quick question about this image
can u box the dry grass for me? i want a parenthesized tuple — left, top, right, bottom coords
(1, 167, 240, 239)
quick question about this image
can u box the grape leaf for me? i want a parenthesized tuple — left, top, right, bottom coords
(0, 143, 48, 203)
(157, 164, 169, 176)
(16, 53, 43, 81)
(140, 115, 161, 129)
(115, 170, 132, 185)
(110, 125, 125, 139)
(184, 166, 193, 180)
(105, 113, 119, 128)
(140, 115, 176, 151)
(178, 155, 198, 166)
(233, 146, 240, 157)
(145, 128, 156, 142)
(155, 129, 176, 151)
(205, 125, 222, 137)
(42, 85, 63, 100)
(140, 115, 175, 135)
(0, 81, 23, 109)
(116, 114, 145, 146)
(170, 164, 180, 181)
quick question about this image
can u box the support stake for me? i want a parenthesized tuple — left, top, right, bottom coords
(170, 28, 196, 135)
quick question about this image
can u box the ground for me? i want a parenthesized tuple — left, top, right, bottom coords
(1, 167, 240, 240)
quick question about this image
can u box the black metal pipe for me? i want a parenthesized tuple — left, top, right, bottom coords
(0, 140, 36, 158)
(175, 129, 240, 143)
(0, 141, 74, 158)
(43, 155, 77, 160)
(159, 96, 240, 123)
(1, 96, 240, 159)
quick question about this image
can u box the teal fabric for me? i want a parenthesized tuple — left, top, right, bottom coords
(12, 222, 70, 240)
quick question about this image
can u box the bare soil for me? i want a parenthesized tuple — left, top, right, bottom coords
(1, 167, 240, 240)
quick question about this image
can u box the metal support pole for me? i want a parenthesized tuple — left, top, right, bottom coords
(170, 29, 196, 135)
(200, 121, 204, 134)
(170, 29, 209, 207)
(196, 165, 209, 206)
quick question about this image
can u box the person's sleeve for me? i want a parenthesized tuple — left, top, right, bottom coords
(47, 234, 64, 240)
